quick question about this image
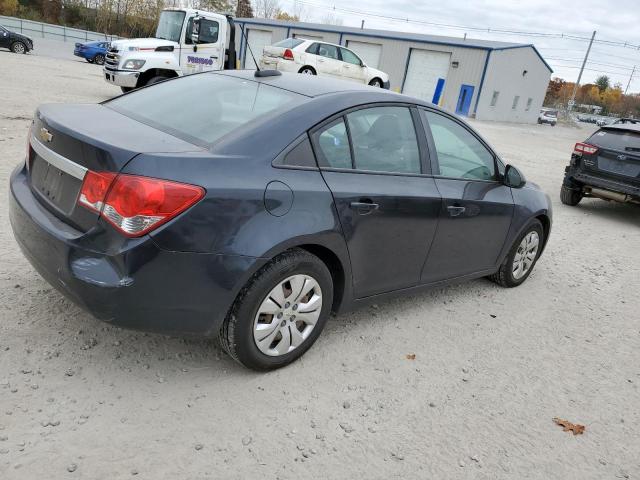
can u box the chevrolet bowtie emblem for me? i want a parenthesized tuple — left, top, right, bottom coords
(39, 127, 53, 143)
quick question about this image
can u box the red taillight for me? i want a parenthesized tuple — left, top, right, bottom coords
(283, 48, 294, 60)
(78, 172, 204, 237)
(574, 142, 598, 155)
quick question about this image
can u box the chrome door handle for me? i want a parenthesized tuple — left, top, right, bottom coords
(350, 201, 379, 214)
(447, 205, 466, 217)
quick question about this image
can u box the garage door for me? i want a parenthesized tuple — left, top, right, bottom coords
(293, 33, 324, 41)
(402, 49, 451, 104)
(245, 29, 273, 69)
(346, 40, 382, 68)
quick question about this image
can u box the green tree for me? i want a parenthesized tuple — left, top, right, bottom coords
(236, 0, 253, 17)
(595, 75, 610, 93)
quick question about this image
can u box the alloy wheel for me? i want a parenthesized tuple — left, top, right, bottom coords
(253, 274, 322, 357)
(12, 42, 25, 54)
(512, 231, 539, 280)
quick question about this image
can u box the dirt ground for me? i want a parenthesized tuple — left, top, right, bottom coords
(1, 50, 639, 480)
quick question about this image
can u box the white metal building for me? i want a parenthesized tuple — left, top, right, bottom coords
(235, 18, 553, 123)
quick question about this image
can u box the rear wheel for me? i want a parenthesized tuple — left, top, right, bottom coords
(299, 66, 316, 75)
(93, 54, 105, 65)
(120, 87, 133, 93)
(219, 249, 333, 371)
(490, 220, 544, 288)
(368, 78, 383, 88)
(11, 41, 27, 54)
(560, 185, 582, 206)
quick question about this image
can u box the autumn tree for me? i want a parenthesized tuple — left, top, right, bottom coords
(236, 0, 253, 17)
(0, 0, 19, 16)
(275, 11, 298, 21)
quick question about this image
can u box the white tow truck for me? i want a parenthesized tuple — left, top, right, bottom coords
(104, 8, 237, 92)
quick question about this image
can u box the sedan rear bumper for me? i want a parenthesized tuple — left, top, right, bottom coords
(9, 165, 265, 337)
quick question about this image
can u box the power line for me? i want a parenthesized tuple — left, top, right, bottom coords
(290, 0, 640, 50)
(544, 57, 636, 72)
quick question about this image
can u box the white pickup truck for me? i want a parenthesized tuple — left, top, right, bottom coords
(104, 8, 237, 92)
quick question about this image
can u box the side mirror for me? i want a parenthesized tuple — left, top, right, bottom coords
(504, 164, 526, 188)
(191, 16, 202, 44)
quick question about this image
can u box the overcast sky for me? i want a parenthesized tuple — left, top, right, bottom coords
(280, 0, 640, 93)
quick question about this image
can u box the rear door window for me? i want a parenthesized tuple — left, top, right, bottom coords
(317, 44, 339, 60)
(346, 107, 421, 174)
(311, 118, 352, 169)
(588, 129, 640, 152)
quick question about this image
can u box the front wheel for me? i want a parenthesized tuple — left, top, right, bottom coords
(120, 87, 133, 93)
(93, 54, 105, 65)
(144, 75, 167, 87)
(489, 220, 544, 288)
(560, 185, 582, 206)
(219, 249, 333, 371)
(368, 78, 383, 88)
(11, 41, 27, 54)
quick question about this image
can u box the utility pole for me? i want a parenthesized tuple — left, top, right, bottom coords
(568, 30, 596, 112)
(360, 19, 365, 29)
(625, 65, 636, 95)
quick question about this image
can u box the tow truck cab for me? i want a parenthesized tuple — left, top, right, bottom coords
(104, 8, 236, 92)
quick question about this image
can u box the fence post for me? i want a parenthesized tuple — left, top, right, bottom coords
(63, 26, 66, 42)
(20, 19, 22, 33)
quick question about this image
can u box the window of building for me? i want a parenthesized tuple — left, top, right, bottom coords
(526, 98, 533, 111)
(512, 95, 520, 110)
(490, 91, 499, 107)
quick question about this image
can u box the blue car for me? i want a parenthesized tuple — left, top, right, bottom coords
(9, 71, 551, 370)
(73, 41, 109, 65)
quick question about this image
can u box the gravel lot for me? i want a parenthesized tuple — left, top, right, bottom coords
(1, 50, 639, 480)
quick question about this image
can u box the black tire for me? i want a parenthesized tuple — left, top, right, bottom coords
(120, 87, 133, 93)
(560, 185, 582, 206)
(298, 66, 316, 75)
(368, 78, 383, 88)
(144, 75, 167, 87)
(94, 54, 105, 65)
(219, 248, 333, 371)
(489, 220, 544, 288)
(11, 41, 27, 54)
(537, 118, 542, 124)
(551, 122, 556, 127)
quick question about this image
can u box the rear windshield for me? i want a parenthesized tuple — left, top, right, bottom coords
(105, 73, 305, 147)
(272, 38, 304, 49)
(588, 129, 640, 152)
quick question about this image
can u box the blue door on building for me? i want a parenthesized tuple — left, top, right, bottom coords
(455, 84, 475, 116)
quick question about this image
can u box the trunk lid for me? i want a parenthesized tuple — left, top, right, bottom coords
(585, 128, 640, 184)
(29, 104, 203, 232)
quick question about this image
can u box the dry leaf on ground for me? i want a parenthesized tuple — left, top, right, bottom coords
(553, 417, 585, 435)
(406, 354, 416, 360)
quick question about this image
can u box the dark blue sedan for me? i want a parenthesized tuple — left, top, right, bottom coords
(73, 40, 109, 65)
(9, 71, 551, 370)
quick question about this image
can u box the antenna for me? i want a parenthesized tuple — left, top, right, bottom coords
(239, 24, 260, 71)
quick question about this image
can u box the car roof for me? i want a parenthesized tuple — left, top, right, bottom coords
(216, 70, 406, 100)
(602, 123, 640, 134)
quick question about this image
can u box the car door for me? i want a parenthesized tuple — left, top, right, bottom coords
(311, 105, 442, 298)
(314, 43, 342, 78)
(419, 109, 514, 283)
(180, 16, 223, 75)
(0, 26, 10, 49)
(338, 47, 366, 83)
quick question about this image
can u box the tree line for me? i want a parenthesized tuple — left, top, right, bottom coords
(545, 75, 640, 118)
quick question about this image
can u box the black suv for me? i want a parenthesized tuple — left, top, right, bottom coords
(0, 24, 34, 54)
(561, 119, 640, 206)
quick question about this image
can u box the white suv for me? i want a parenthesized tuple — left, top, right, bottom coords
(260, 38, 390, 88)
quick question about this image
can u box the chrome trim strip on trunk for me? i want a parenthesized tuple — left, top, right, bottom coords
(30, 135, 88, 180)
